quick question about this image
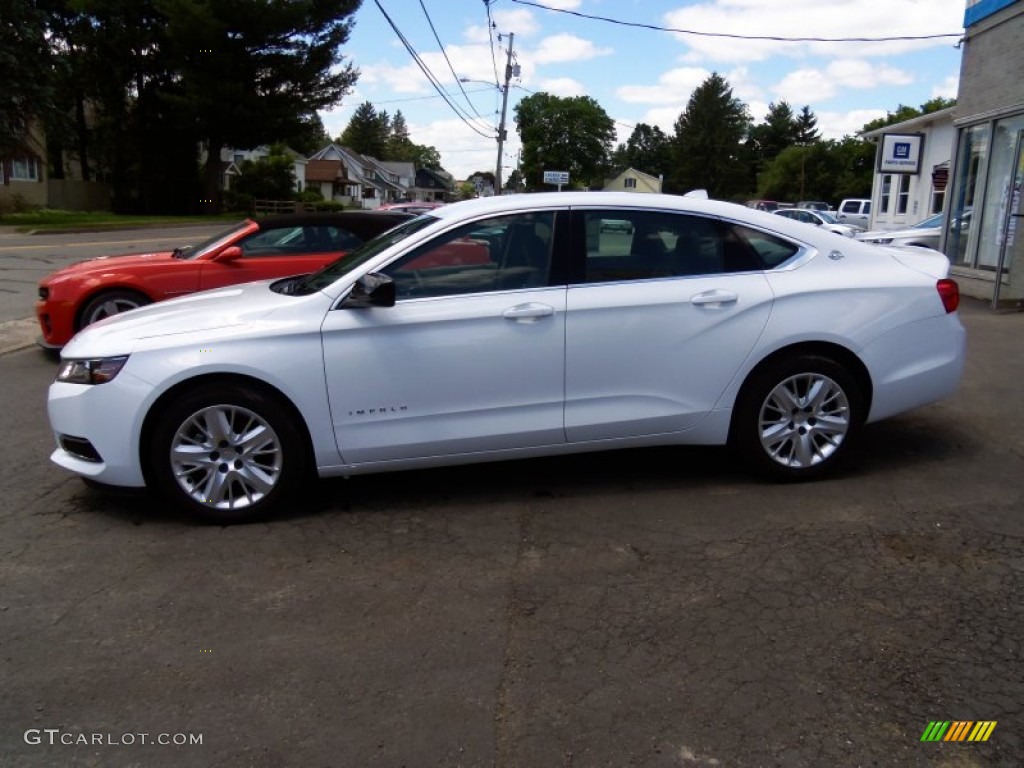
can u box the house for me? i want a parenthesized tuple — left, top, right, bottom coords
(466, 173, 495, 198)
(2, 121, 110, 212)
(942, 0, 1024, 307)
(218, 146, 307, 193)
(603, 168, 664, 194)
(307, 144, 413, 208)
(861, 107, 956, 231)
(414, 167, 455, 203)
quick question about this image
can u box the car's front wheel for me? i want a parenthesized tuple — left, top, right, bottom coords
(150, 383, 309, 523)
(79, 289, 151, 329)
(732, 355, 863, 479)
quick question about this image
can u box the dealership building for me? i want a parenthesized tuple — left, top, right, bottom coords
(945, 0, 1024, 306)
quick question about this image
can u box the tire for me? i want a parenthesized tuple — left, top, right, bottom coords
(79, 289, 150, 329)
(732, 354, 863, 480)
(150, 383, 309, 523)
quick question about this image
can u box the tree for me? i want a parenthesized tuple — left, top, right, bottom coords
(288, 114, 332, 156)
(340, 102, 390, 157)
(231, 145, 297, 202)
(515, 92, 616, 191)
(611, 123, 670, 178)
(1, 0, 53, 159)
(749, 101, 798, 161)
(668, 73, 751, 198)
(44, 0, 361, 213)
(794, 105, 820, 145)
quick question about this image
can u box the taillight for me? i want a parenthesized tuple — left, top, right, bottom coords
(937, 279, 959, 313)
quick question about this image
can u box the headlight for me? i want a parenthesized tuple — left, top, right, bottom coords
(57, 356, 129, 385)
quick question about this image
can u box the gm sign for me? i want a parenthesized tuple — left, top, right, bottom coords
(879, 133, 924, 174)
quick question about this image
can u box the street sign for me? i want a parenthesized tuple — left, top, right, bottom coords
(543, 170, 570, 186)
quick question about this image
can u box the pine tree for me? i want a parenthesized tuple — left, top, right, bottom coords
(668, 73, 751, 198)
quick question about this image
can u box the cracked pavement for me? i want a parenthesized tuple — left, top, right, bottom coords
(1, 298, 1021, 767)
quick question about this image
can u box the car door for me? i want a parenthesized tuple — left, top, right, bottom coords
(198, 224, 347, 290)
(564, 209, 782, 442)
(320, 210, 569, 464)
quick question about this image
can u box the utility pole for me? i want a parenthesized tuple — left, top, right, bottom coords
(495, 32, 514, 196)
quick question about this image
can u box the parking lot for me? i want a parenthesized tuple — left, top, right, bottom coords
(1, 297, 1022, 767)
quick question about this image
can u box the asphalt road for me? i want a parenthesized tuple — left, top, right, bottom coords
(1, 299, 1022, 767)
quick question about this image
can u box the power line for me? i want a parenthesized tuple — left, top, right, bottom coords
(487, 0, 503, 85)
(509, 0, 962, 42)
(373, 0, 495, 139)
(418, 0, 489, 122)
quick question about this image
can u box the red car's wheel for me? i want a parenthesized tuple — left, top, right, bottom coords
(79, 289, 151, 329)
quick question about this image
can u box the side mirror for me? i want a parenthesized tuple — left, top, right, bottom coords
(215, 245, 243, 262)
(342, 273, 396, 308)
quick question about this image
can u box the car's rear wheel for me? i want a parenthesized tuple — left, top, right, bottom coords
(732, 355, 863, 479)
(79, 289, 151, 329)
(150, 383, 308, 523)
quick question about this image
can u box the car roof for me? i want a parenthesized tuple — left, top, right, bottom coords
(428, 192, 764, 222)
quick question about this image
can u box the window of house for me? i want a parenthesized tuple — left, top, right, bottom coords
(11, 157, 40, 181)
(624, 178, 637, 189)
(896, 174, 911, 215)
(931, 189, 945, 214)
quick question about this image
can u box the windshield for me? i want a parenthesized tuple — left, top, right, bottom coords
(175, 221, 251, 260)
(290, 215, 439, 295)
(816, 211, 841, 224)
(915, 213, 944, 229)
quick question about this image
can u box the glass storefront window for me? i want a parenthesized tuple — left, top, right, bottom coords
(976, 115, 1024, 270)
(948, 124, 990, 266)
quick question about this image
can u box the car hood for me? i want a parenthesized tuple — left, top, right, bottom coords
(61, 280, 321, 358)
(43, 251, 181, 281)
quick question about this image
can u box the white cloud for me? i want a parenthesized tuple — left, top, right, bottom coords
(932, 74, 960, 98)
(532, 33, 613, 64)
(491, 8, 541, 37)
(773, 59, 914, 103)
(537, 77, 587, 97)
(663, 0, 963, 64)
(617, 67, 712, 105)
(816, 109, 889, 139)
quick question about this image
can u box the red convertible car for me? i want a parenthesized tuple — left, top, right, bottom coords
(36, 211, 411, 348)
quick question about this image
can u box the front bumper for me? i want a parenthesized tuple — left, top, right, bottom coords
(48, 371, 155, 488)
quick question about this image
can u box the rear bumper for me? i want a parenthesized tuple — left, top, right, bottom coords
(861, 312, 967, 423)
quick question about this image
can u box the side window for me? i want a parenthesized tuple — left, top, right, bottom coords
(383, 211, 555, 299)
(728, 224, 800, 269)
(584, 210, 761, 282)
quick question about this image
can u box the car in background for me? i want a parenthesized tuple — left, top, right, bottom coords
(773, 207, 860, 236)
(854, 213, 944, 249)
(48, 192, 965, 523)
(836, 198, 872, 229)
(599, 218, 634, 233)
(36, 211, 411, 348)
(746, 200, 780, 212)
(797, 201, 831, 212)
(379, 201, 446, 214)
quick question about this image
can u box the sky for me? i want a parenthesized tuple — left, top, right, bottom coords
(321, 0, 967, 182)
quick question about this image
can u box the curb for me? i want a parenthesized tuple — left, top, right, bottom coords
(0, 317, 42, 357)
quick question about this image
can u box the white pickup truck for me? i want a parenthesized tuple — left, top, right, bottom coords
(836, 198, 871, 229)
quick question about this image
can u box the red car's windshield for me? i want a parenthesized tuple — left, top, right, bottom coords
(174, 221, 251, 260)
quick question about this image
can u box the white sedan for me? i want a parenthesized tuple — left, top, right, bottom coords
(773, 207, 861, 237)
(48, 192, 966, 523)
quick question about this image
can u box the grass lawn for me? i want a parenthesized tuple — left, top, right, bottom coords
(0, 210, 245, 231)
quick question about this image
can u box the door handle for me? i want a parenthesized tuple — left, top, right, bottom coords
(503, 302, 554, 321)
(691, 290, 738, 306)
